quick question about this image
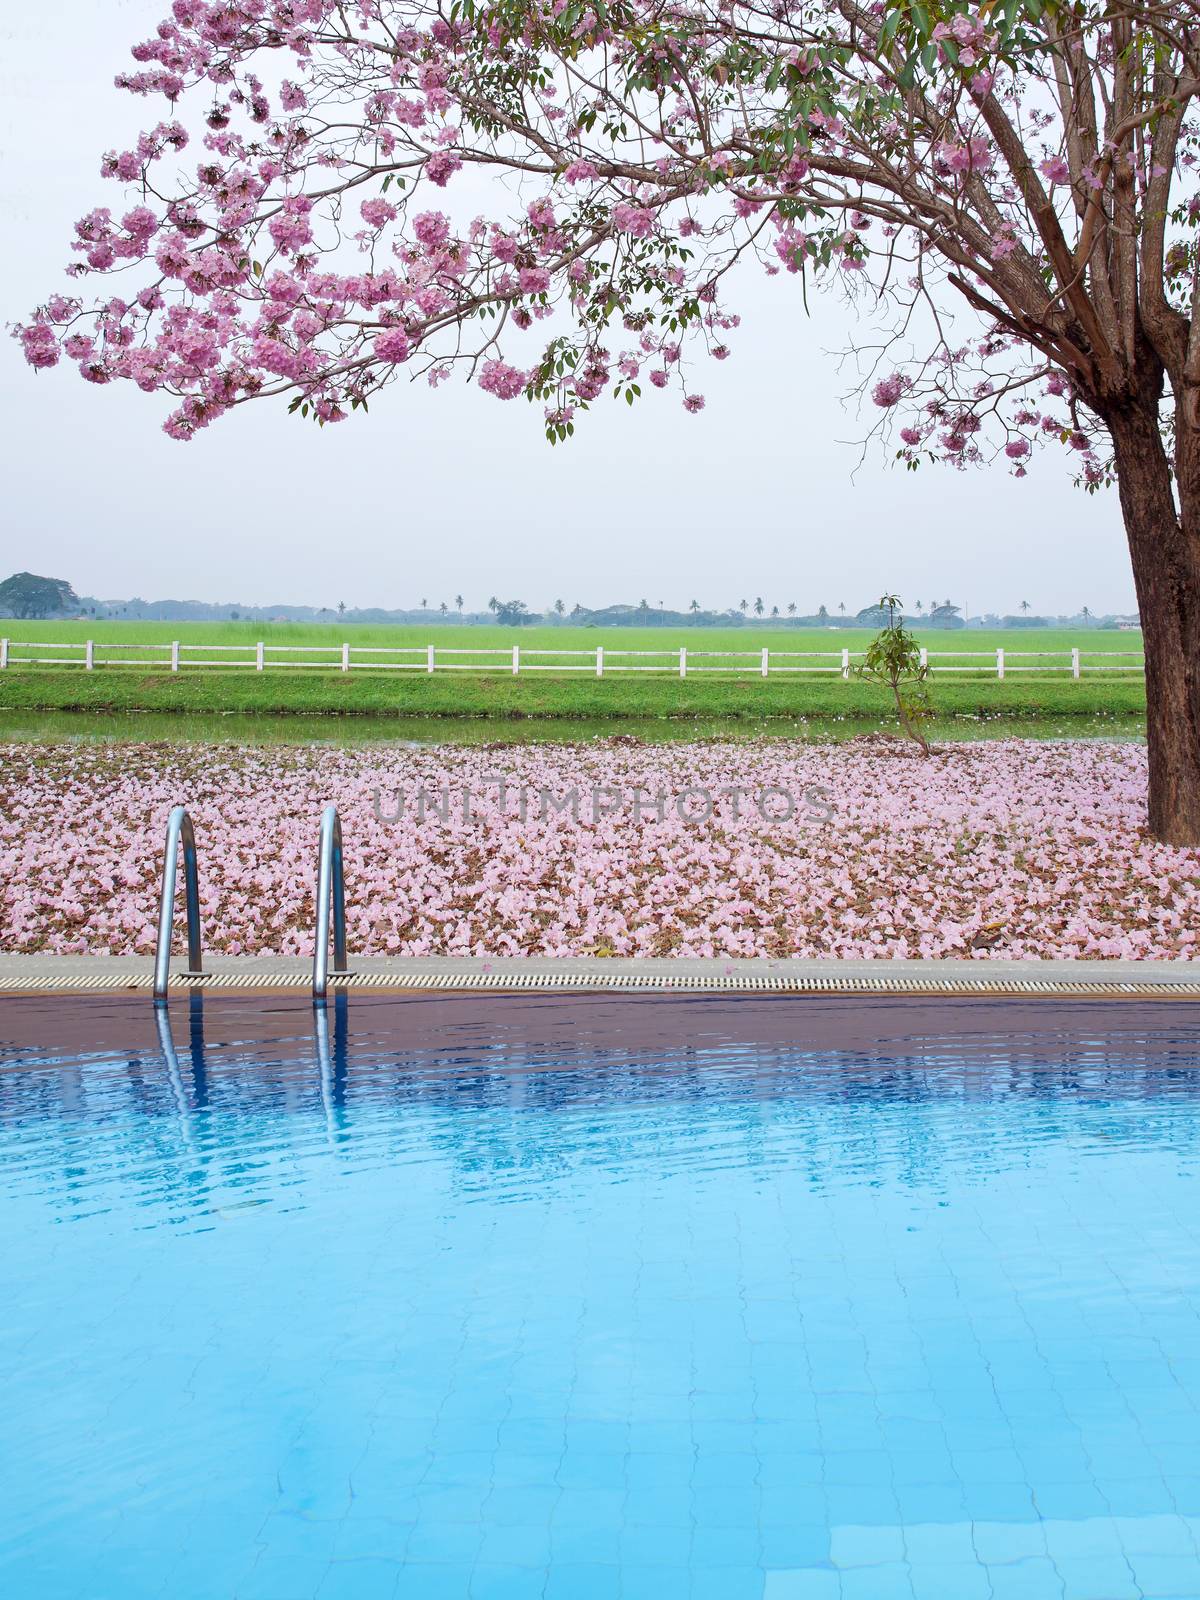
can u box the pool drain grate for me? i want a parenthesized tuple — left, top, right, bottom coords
(4, 969, 1200, 998)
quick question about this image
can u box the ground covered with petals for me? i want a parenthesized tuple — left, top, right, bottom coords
(2, 740, 1196, 961)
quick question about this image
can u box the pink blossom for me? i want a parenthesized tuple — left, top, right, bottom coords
(477, 358, 527, 399)
(425, 150, 463, 187)
(518, 266, 551, 295)
(360, 198, 397, 228)
(268, 195, 314, 255)
(413, 211, 451, 250)
(373, 327, 411, 363)
(612, 202, 654, 238)
(18, 323, 61, 369)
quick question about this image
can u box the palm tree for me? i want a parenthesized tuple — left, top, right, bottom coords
(487, 596, 499, 614)
(571, 602, 583, 617)
(420, 597, 428, 610)
(554, 599, 565, 616)
(770, 604, 780, 618)
(787, 602, 797, 616)
(337, 601, 346, 618)
(439, 601, 448, 616)
(915, 600, 924, 614)
(817, 604, 829, 621)
(1081, 604, 1093, 624)
(1020, 600, 1031, 614)
(455, 593, 464, 615)
(838, 602, 846, 616)
(690, 599, 700, 614)
(753, 597, 765, 616)
(739, 599, 749, 614)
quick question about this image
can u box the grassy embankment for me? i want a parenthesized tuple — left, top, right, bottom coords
(0, 621, 1145, 722)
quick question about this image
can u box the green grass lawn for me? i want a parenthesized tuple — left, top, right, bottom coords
(0, 620, 1145, 722)
(0, 667, 1147, 722)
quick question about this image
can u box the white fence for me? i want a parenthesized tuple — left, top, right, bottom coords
(0, 638, 1146, 679)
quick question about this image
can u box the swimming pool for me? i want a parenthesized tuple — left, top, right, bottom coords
(3, 992, 1200, 1600)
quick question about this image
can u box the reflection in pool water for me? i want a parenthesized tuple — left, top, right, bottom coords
(2, 993, 1199, 1600)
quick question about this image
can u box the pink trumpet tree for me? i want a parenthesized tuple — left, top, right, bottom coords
(16, 0, 1200, 841)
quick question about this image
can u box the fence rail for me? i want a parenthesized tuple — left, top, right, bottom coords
(0, 638, 1147, 680)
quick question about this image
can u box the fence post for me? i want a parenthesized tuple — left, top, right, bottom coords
(679, 647, 687, 679)
(1071, 647, 1080, 680)
(761, 647, 769, 679)
(596, 646, 604, 678)
(256, 641, 264, 672)
(0, 638, 8, 670)
(171, 640, 180, 673)
(341, 642, 350, 673)
(85, 639, 94, 671)
(996, 648, 1005, 680)
(427, 644, 434, 674)
(512, 644, 520, 676)
(841, 648, 850, 681)
(919, 646, 928, 673)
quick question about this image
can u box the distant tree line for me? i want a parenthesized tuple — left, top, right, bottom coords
(0, 572, 1138, 629)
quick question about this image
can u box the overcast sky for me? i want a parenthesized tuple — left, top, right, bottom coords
(1, 1, 1137, 616)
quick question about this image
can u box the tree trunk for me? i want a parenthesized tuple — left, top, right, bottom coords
(1108, 399, 1200, 845)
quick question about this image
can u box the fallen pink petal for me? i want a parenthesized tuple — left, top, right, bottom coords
(3, 740, 1197, 962)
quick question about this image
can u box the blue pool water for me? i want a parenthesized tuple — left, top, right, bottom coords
(3, 992, 1200, 1600)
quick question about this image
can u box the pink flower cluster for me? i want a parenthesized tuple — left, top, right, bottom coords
(10, 0, 1192, 489)
(2, 741, 1197, 962)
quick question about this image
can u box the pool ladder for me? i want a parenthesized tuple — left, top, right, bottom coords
(153, 803, 349, 1005)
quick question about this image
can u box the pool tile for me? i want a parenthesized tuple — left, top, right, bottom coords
(476, 1525, 552, 1567)
(829, 1524, 906, 1568)
(907, 1561, 991, 1599)
(837, 1563, 914, 1600)
(541, 1562, 622, 1599)
(689, 1564, 766, 1599)
(549, 1525, 622, 1564)
(405, 1522, 483, 1564)
(1113, 1515, 1199, 1556)
(1124, 1553, 1200, 1597)
(469, 1562, 550, 1598)
(1051, 1555, 1140, 1599)
(393, 1563, 476, 1598)
(620, 1565, 692, 1600)
(984, 1556, 1066, 1599)
(763, 1572, 841, 1599)
(690, 1524, 761, 1567)
(970, 1520, 1047, 1564)
(317, 1558, 400, 1599)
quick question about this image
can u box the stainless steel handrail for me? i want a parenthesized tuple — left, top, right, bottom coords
(153, 806, 205, 1003)
(313, 804, 349, 1004)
